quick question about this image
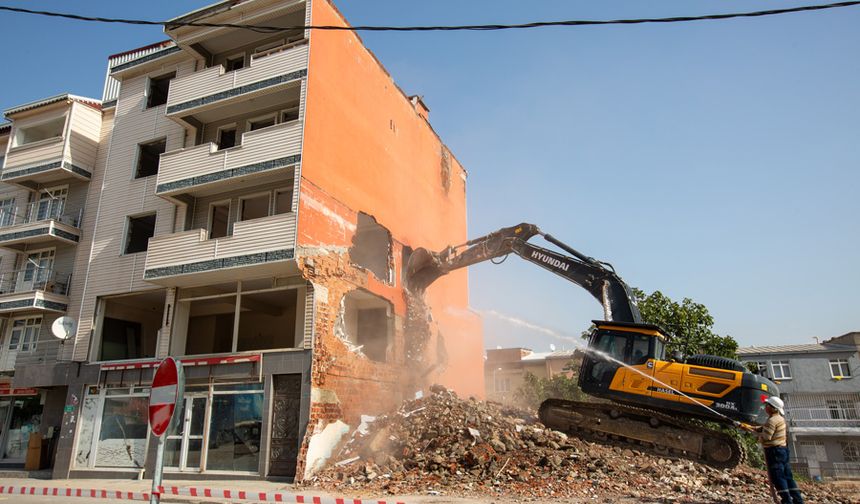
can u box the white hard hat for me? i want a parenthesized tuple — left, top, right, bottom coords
(765, 396, 785, 415)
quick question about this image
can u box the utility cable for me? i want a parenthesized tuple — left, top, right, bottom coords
(0, 2, 858, 33)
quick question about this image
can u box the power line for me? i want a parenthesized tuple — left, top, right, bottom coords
(0, 2, 858, 33)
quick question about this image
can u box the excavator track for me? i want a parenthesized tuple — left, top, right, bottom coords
(538, 399, 745, 469)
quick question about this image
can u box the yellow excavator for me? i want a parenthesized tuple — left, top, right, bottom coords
(406, 223, 778, 468)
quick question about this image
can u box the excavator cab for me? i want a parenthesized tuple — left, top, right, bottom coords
(579, 321, 667, 396)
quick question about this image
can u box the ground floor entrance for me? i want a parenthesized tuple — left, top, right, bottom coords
(0, 392, 43, 465)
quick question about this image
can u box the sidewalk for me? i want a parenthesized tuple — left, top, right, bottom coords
(0, 476, 478, 504)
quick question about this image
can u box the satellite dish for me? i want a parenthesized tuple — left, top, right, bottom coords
(550, 344, 557, 352)
(51, 316, 77, 340)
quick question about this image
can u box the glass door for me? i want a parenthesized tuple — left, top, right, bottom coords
(34, 187, 67, 222)
(18, 250, 54, 292)
(165, 395, 207, 472)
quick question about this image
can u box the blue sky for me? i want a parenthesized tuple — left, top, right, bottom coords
(1, 1, 857, 351)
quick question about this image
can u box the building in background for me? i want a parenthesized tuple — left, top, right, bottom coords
(1, 0, 481, 480)
(485, 347, 580, 404)
(738, 332, 860, 480)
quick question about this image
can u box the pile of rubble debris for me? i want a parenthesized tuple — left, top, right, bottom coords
(306, 385, 858, 503)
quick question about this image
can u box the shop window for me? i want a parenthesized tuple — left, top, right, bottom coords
(185, 296, 236, 355)
(349, 212, 392, 282)
(75, 387, 149, 469)
(135, 138, 166, 178)
(339, 289, 392, 362)
(125, 214, 156, 254)
(206, 385, 263, 472)
(13, 116, 65, 146)
(146, 72, 174, 108)
(0, 395, 42, 461)
(237, 289, 297, 351)
(96, 290, 165, 361)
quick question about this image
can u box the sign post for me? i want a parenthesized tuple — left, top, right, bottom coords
(148, 357, 184, 504)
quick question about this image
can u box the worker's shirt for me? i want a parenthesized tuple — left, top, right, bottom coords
(760, 413, 787, 448)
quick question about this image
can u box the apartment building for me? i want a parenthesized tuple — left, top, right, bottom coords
(0, 0, 482, 480)
(485, 347, 580, 404)
(738, 332, 860, 480)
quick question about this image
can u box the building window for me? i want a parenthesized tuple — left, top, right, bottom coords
(281, 107, 299, 123)
(146, 72, 175, 108)
(13, 116, 65, 146)
(827, 399, 859, 420)
(239, 193, 269, 222)
(95, 291, 165, 361)
(75, 386, 149, 469)
(216, 126, 236, 150)
(842, 441, 860, 462)
(338, 289, 392, 362)
(135, 138, 166, 178)
(247, 114, 276, 132)
(224, 54, 245, 72)
(208, 202, 230, 239)
(125, 214, 156, 254)
(274, 188, 293, 214)
(771, 360, 792, 380)
(0, 198, 15, 227)
(5, 316, 42, 356)
(830, 359, 851, 378)
(173, 281, 302, 356)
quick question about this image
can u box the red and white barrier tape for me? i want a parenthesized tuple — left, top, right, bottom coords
(0, 485, 407, 503)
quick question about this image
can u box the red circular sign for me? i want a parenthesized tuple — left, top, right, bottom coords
(149, 357, 183, 437)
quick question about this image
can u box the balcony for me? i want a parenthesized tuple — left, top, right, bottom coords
(0, 203, 82, 251)
(2, 134, 93, 189)
(156, 121, 302, 201)
(165, 40, 308, 125)
(0, 268, 71, 314)
(143, 212, 298, 287)
(786, 393, 860, 431)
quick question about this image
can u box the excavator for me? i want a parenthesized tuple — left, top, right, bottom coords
(405, 223, 779, 468)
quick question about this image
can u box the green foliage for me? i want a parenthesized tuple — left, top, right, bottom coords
(632, 288, 739, 359)
(514, 370, 587, 410)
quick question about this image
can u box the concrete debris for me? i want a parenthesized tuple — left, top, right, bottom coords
(304, 386, 858, 503)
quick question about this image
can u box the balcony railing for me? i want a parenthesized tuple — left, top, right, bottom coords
(165, 40, 308, 116)
(0, 202, 82, 229)
(787, 407, 860, 428)
(0, 268, 71, 296)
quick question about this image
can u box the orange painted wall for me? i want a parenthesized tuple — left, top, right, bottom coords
(299, 0, 484, 398)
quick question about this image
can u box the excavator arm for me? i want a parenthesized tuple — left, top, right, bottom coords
(405, 222, 642, 323)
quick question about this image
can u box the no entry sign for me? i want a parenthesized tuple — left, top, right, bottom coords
(148, 357, 185, 437)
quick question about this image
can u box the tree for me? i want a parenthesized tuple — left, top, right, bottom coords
(514, 370, 587, 410)
(632, 288, 738, 359)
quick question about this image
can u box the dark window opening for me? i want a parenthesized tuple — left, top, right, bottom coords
(237, 289, 297, 351)
(125, 214, 156, 254)
(209, 203, 229, 239)
(339, 289, 392, 362)
(349, 212, 392, 282)
(147, 72, 175, 108)
(281, 109, 299, 123)
(185, 296, 236, 355)
(97, 290, 165, 361)
(401, 245, 413, 288)
(274, 188, 293, 214)
(240, 194, 269, 222)
(225, 56, 245, 72)
(136, 138, 166, 178)
(249, 116, 276, 131)
(217, 128, 236, 150)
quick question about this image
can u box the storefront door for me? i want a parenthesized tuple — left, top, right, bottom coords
(165, 395, 207, 472)
(0, 395, 42, 462)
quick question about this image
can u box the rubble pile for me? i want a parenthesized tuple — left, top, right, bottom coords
(307, 386, 858, 503)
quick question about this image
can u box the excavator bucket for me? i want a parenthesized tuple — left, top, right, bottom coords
(405, 247, 445, 293)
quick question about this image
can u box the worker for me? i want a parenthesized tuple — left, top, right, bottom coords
(754, 396, 804, 504)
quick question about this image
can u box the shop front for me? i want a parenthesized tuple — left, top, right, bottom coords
(0, 387, 43, 466)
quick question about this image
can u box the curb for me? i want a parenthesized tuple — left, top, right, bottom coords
(0, 485, 407, 503)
